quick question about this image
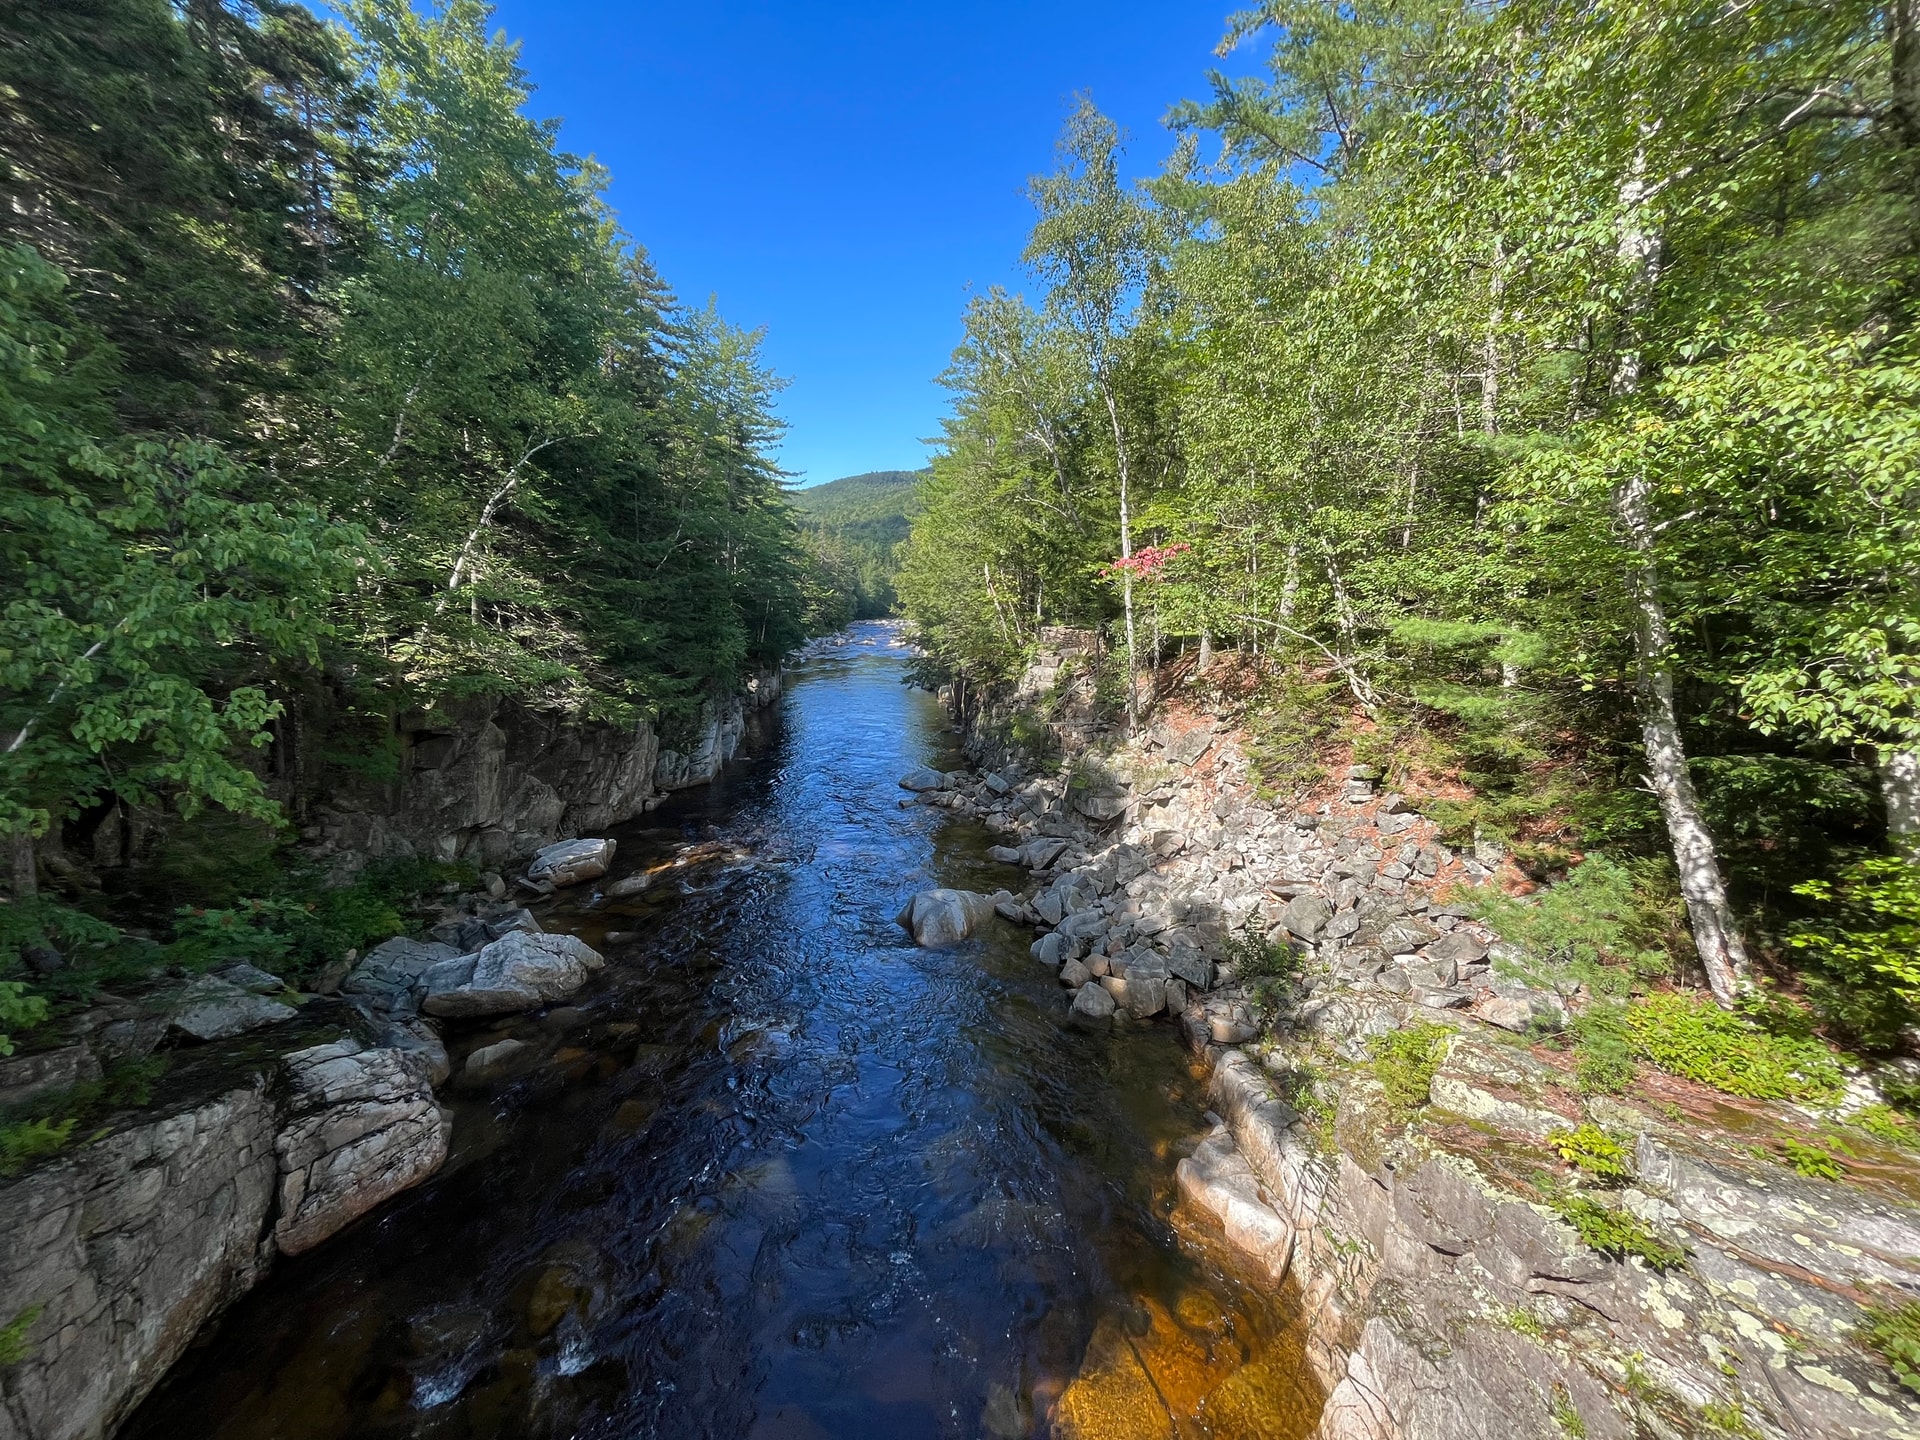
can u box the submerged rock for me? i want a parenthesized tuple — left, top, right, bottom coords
(895, 888, 1001, 948)
(1176, 1124, 1293, 1282)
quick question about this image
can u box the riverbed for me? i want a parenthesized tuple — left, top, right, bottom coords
(123, 622, 1318, 1440)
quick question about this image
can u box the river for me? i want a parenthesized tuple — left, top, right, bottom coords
(123, 622, 1319, 1440)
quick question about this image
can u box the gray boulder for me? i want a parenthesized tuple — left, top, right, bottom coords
(1427, 929, 1489, 965)
(343, 937, 463, 1018)
(169, 976, 297, 1042)
(527, 837, 616, 888)
(274, 1039, 449, 1256)
(1280, 892, 1331, 940)
(1070, 982, 1117, 1022)
(461, 1037, 531, 1084)
(899, 767, 947, 792)
(895, 889, 1000, 948)
(422, 932, 606, 1018)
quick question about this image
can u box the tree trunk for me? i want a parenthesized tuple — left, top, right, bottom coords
(11, 829, 35, 900)
(1197, 630, 1213, 672)
(1102, 381, 1138, 737)
(1617, 469, 1751, 1007)
(1612, 145, 1749, 1008)
(1882, 748, 1920, 859)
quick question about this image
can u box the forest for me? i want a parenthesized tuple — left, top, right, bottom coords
(0, 0, 822, 1043)
(900, 1, 1920, 1058)
(791, 469, 922, 623)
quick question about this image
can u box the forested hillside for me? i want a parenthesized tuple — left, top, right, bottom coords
(791, 469, 922, 621)
(0, 1, 819, 1013)
(902, 2, 1920, 1057)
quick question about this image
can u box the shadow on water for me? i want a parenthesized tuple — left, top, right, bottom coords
(122, 622, 1322, 1440)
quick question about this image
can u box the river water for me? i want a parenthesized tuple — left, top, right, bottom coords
(124, 623, 1319, 1440)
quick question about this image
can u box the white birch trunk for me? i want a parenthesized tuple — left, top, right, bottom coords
(1882, 748, 1920, 859)
(1612, 149, 1750, 1008)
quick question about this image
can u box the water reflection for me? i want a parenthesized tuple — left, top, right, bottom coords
(123, 622, 1320, 1439)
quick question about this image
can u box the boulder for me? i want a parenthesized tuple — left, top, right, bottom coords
(0, 1044, 102, 1109)
(461, 1037, 531, 1084)
(1176, 1125, 1293, 1281)
(343, 937, 464, 1018)
(1031, 932, 1067, 967)
(1021, 837, 1070, 870)
(1072, 790, 1129, 821)
(168, 976, 298, 1042)
(213, 963, 287, 995)
(527, 837, 616, 888)
(1280, 892, 1331, 940)
(1060, 959, 1093, 989)
(988, 845, 1026, 865)
(1070, 982, 1117, 1022)
(273, 1039, 449, 1256)
(899, 767, 947, 792)
(602, 872, 654, 900)
(1104, 953, 1169, 1018)
(422, 932, 606, 1018)
(1427, 929, 1489, 965)
(895, 889, 999, 948)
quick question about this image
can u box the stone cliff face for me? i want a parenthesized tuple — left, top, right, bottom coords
(306, 670, 781, 870)
(934, 640, 1920, 1440)
(0, 1035, 446, 1440)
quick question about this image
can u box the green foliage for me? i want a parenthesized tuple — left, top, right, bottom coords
(1849, 1105, 1916, 1148)
(1223, 932, 1305, 1015)
(1859, 1300, 1920, 1395)
(1548, 1385, 1586, 1439)
(1548, 1124, 1633, 1185)
(1243, 668, 1344, 802)
(1789, 857, 1920, 1052)
(1368, 1022, 1451, 1116)
(1551, 1194, 1688, 1271)
(0, 1117, 74, 1174)
(790, 470, 923, 620)
(0, 984, 48, 1059)
(1567, 1003, 1638, 1095)
(0, 1054, 167, 1174)
(1780, 1139, 1845, 1181)
(0, 1305, 41, 1367)
(1469, 855, 1680, 999)
(1625, 994, 1846, 1105)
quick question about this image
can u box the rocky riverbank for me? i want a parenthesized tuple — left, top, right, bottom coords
(916, 642, 1920, 1440)
(0, 675, 784, 1440)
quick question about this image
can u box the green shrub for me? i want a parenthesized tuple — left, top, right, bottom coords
(1849, 1104, 1916, 1147)
(1244, 668, 1343, 801)
(0, 1118, 76, 1175)
(1790, 856, 1920, 1051)
(1548, 1124, 1633, 1184)
(1569, 1002, 1638, 1094)
(1625, 993, 1846, 1104)
(1369, 1022, 1451, 1115)
(1780, 1138, 1844, 1180)
(1551, 1193, 1687, 1270)
(1468, 854, 1679, 1000)
(1860, 1300, 1920, 1394)
(1223, 933, 1304, 1015)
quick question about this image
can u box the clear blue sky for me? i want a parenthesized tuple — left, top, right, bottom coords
(473, 1, 1244, 486)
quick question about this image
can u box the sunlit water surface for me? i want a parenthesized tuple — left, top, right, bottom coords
(124, 622, 1320, 1440)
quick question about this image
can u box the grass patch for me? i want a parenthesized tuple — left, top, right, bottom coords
(1548, 1384, 1586, 1439)
(1368, 1022, 1451, 1115)
(1625, 993, 1846, 1104)
(1551, 1193, 1688, 1270)
(1548, 1124, 1633, 1184)
(1567, 1003, 1637, 1094)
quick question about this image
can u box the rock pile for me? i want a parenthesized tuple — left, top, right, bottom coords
(931, 683, 1920, 1440)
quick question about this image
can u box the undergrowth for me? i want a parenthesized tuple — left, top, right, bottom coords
(1223, 933, 1305, 1015)
(1625, 993, 1846, 1104)
(1368, 1022, 1451, 1116)
(1550, 1193, 1688, 1270)
(1860, 1299, 1920, 1394)
(1548, 1124, 1633, 1184)
(0, 1305, 40, 1366)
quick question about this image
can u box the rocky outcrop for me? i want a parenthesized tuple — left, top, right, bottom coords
(938, 677, 1920, 1440)
(302, 669, 781, 871)
(0, 1033, 447, 1440)
(420, 931, 604, 1018)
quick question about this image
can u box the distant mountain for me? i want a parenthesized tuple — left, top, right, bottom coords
(789, 470, 924, 620)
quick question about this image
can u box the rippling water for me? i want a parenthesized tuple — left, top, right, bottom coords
(124, 622, 1319, 1440)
